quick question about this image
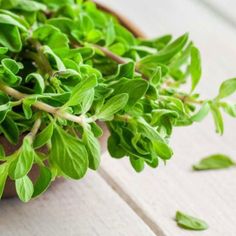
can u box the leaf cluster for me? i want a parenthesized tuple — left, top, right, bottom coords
(0, 0, 235, 201)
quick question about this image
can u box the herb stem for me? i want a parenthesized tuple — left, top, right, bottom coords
(93, 44, 148, 80)
(28, 117, 42, 140)
(0, 83, 86, 125)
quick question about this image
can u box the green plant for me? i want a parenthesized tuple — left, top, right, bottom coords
(0, 0, 235, 202)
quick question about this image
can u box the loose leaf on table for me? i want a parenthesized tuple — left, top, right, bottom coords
(175, 211, 208, 231)
(190, 46, 202, 92)
(50, 125, 88, 179)
(15, 175, 34, 202)
(193, 154, 235, 171)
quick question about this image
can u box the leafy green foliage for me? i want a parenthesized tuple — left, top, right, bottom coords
(0, 0, 235, 202)
(193, 154, 235, 171)
(175, 211, 208, 231)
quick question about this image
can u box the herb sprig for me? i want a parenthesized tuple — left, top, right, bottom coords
(0, 0, 236, 201)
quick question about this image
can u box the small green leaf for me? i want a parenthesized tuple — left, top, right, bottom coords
(138, 33, 189, 66)
(109, 78, 148, 108)
(193, 154, 235, 171)
(8, 136, 35, 180)
(25, 73, 45, 94)
(175, 211, 208, 231)
(190, 46, 202, 92)
(130, 157, 144, 173)
(105, 19, 116, 46)
(65, 75, 97, 107)
(191, 102, 210, 122)
(15, 175, 34, 202)
(0, 115, 19, 144)
(96, 93, 129, 120)
(0, 163, 8, 198)
(50, 125, 88, 179)
(217, 78, 236, 99)
(33, 122, 54, 149)
(220, 101, 236, 117)
(32, 166, 52, 198)
(82, 124, 101, 170)
(108, 132, 126, 159)
(210, 102, 224, 135)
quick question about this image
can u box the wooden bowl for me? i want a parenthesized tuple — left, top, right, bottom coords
(1, 2, 144, 199)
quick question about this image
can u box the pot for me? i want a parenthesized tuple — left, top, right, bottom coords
(1, 2, 144, 199)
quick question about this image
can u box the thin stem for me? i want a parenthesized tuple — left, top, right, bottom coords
(0, 83, 86, 125)
(28, 117, 42, 141)
(93, 44, 148, 80)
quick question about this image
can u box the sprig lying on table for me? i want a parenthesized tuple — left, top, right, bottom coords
(0, 0, 236, 202)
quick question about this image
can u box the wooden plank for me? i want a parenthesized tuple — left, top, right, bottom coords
(0, 172, 156, 236)
(96, 0, 236, 235)
(200, 0, 236, 28)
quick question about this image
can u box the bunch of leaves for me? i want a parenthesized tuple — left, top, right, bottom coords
(0, 0, 236, 202)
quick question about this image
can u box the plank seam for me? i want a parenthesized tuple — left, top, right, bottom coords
(98, 166, 167, 236)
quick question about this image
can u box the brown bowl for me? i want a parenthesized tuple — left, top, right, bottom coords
(1, 2, 144, 199)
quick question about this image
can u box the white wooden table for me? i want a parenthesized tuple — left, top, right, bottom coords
(1, 1, 236, 235)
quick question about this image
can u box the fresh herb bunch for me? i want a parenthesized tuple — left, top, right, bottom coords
(0, 0, 235, 202)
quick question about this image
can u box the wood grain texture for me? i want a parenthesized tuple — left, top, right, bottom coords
(96, 0, 236, 235)
(0, 172, 155, 236)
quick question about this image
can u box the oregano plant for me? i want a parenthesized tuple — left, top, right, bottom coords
(0, 0, 236, 202)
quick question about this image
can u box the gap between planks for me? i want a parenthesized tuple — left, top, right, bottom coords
(98, 166, 166, 236)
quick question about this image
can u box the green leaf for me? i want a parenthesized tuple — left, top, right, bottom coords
(0, 13, 28, 31)
(8, 136, 35, 180)
(25, 73, 45, 94)
(82, 124, 101, 170)
(43, 45, 65, 71)
(109, 78, 148, 108)
(0, 47, 8, 54)
(175, 211, 208, 231)
(96, 93, 129, 120)
(22, 97, 37, 119)
(138, 33, 189, 66)
(191, 102, 210, 122)
(65, 75, 97, 107)
(0, 115, 19, 144)
(0, 24, 22, 52)
(220, 101, 236, 117)
(33, 122, 53, 149)
(15, 175, 34, 202)
(217, 78, 236, 99)
(190, 46, 202, 92)
(50, 125, 88, 179)
(105, 19, 116, 46)
(15, 0, 47, 12)
(108, 132, 126, 158)
(0, 163, 8, 198)
(210, 102, 224, 135)
(32, 166, 52, 198)
(130, 157, 144, 173)
(193, 154, 235, 171)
